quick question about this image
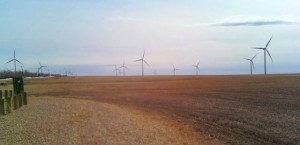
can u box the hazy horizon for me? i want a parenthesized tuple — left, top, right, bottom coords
(1, 0, 299, 76)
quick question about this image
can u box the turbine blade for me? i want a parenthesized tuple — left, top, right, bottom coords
(244, 58, 251, 61)
(266, 36, 273, 48)
(134, 59, 142, 62)
(142, 50, 145, 59)
(266, 49, 273, 62)
(143, 60, 149, 66)
(119, 65, 128, 69)
(5, 59, 14, 64)
(15, 59, 23, 65)
(252, 53, 258, 60)
(14, 49, 15, 58)
(252, 61, 255, 69)
(252, 47, 265, 50)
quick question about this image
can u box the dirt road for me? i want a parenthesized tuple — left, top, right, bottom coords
(0, 96, 220, 145)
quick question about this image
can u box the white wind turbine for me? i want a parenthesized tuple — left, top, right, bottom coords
(252, 36, 273, 75)
(134, 51, 149, 76)
(172, 65, 179, 75)
(244, 54, 258, 75)
(113, 65, 121, 76)
(37, 61, 47, 77)
(119, 60, 128, 76)
(193, 61, 200, 75)
(6, 49, 23, 76)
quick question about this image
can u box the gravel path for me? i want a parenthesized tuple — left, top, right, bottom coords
(0, 96, 207, 145)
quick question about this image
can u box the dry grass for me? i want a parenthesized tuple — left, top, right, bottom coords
(22, 75, 300, 145)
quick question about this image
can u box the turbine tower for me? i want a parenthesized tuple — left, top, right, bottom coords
(6, 49, 23, 76)
(134, 51, 149, 76)
(119, 60, 128, 76)
(252, 36, 273, 75)
(172, 65, 179, 75)
(244, 54, 258, 75)
(193, 61, 200, 75)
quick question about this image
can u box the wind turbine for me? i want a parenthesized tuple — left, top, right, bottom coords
(119, 60, 128, 76)
(113, 65, 121, 76)
(5, 49, 23, 76)
(252, 36, 273, 75)
(193, 61, 200, 75)
(244, 54, 258, 75)
(172, 65, 179, 75)
(37, 61, 47, 76)
(134, 51, 149, 76)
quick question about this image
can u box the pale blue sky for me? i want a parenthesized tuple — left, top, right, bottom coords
(0, 0, 299, 75)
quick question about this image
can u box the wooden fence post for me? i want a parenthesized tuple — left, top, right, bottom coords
(4, 90, 8, 99)
(0, 90, 5, 115)
(0, 99, 4, 115)
(6, 98, 11, 113)
(18, 94, 23, 107)
(9, 90, 13, 98)
(0, 90, 3, 115)
(4, 90, 8, 113)
(6, 91, 12, 113)
(13, 95, 18, 110)
(23, 92, 27, 105)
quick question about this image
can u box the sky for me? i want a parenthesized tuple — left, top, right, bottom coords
(0, 0, 299, 76)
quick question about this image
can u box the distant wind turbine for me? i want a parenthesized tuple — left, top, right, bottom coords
(172, 65, 179, 75)
(134, 51, 149, 76)
(37, 61, 47, 76)
(6, 49, 23, 76)
(119, 60, 128, 76)
(64, 68, 73, 76)
(113, 65, 121, 76)
(252, 36, 273, 75)
(193, 61, 200, 75)
(244, 54, 258, 75)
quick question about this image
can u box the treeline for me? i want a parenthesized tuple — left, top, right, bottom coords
(0, 70, 64, 79)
